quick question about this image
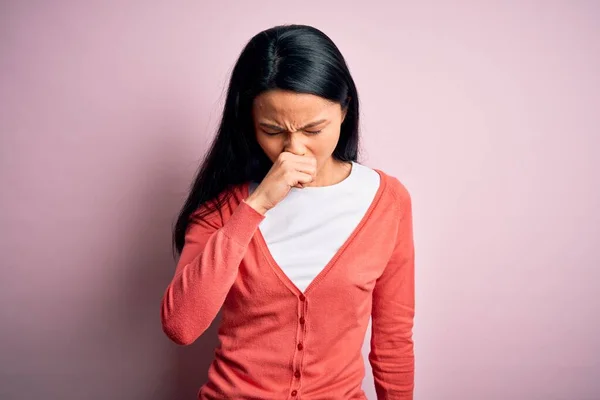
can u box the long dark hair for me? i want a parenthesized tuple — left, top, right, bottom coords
(172, 24, 361, 256)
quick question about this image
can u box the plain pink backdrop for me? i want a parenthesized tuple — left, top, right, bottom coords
(1, 1, 599, 399)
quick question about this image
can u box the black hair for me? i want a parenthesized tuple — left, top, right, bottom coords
(172, 24, 361, 256)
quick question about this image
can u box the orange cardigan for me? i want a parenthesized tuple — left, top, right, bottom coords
(161, 169, 415, 399)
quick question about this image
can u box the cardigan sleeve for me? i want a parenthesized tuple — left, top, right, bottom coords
(161, 199, 265, 345)
(369, 183, 415, 399)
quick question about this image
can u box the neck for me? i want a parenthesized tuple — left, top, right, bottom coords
(305, 158, 352, 188)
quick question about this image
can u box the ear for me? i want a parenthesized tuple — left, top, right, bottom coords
(341, 96, 351, 123)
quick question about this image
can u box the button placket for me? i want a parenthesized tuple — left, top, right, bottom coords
(290, 293, 308, 398)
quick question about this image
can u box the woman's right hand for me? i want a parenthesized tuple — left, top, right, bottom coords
(245, 151, 317, 215)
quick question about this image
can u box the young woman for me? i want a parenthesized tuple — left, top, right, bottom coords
(161, 24, 415, 399)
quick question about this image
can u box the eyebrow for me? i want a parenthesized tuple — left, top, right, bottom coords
(259, 119, 328, 132)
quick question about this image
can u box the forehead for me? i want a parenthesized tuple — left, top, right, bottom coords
(253, 90, 337, 120)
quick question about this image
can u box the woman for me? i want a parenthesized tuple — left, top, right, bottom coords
(161, 24, 415, 399)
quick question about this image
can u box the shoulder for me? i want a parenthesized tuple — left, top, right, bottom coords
(372, 167, 412, 215)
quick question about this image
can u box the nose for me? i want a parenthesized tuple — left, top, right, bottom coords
(283, 131, 307, 156)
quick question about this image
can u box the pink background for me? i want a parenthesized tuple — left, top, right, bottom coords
(1, 1, 599, 399)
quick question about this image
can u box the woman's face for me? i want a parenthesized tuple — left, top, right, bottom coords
(252, 89, 347, 167)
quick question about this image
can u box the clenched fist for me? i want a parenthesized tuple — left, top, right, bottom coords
(245, 152, 317, 215)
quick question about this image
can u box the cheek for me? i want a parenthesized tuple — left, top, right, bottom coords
(315, 131, 341, 153)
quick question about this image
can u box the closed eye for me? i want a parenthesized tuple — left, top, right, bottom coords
(262, 129, 322, 136)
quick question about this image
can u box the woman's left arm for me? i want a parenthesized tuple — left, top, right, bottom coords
(368, 181, 415, 400)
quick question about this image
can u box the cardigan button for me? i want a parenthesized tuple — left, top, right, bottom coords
(291, 390, 298, 396)
(294, 370, 301, 378)
(299, 294, 306, 301)
(297, 343, 303, 350)
(299, 317, 305, 324)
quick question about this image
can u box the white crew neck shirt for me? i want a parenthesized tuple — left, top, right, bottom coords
(248, 161, 381, 292)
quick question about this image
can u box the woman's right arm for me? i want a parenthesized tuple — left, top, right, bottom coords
(160, 199, 266, 345)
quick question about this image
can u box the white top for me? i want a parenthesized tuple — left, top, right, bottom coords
(248, 161, 381, 292)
